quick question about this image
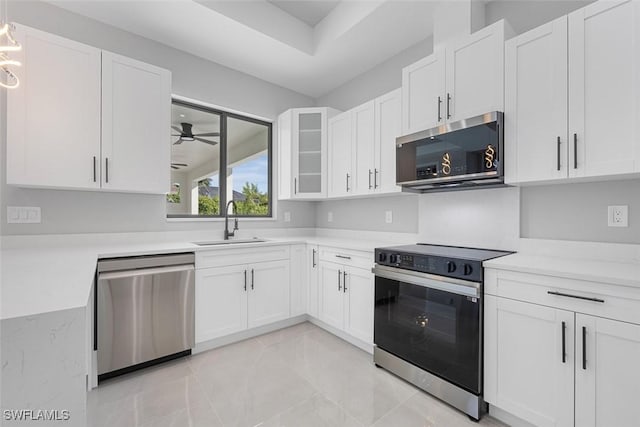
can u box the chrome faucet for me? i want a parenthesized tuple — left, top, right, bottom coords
(224, 200, 239, 240)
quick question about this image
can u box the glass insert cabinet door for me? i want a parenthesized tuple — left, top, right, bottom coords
(294, 112, 324, 195)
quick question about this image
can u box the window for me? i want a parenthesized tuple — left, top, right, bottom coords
(167, 99, 272, 218)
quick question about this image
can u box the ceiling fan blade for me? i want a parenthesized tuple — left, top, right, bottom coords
(172, 126, 183, 133)
(173, 139, 183, 145)
(195, 132, 220, 137)
(172, 163, 188, 167)
(171, 166, 178, 169)
(195, 137, 218, 145)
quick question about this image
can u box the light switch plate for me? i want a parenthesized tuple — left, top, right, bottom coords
(608, 205, 628, 227)
(7, 206, 41, 224)
(385, 211, 393, 224)
(284, 211, 291, 222)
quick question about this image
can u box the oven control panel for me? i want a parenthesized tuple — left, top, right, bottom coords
(375, 249, 483, 282)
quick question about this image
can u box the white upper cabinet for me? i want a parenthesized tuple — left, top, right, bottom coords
(402, 21, 508, 135)
(351, 100, 376, 195)
(401, 51, 445, 135)
(101, 52, 171, 194)
(505, 17, 569, 184)
(7, 25, 172, 194)
(7, 24, 102, 190)
(508, 1, 640, 184)
(446, 22, 506, 122)
(374, 89, 402, 194)
(568, 0, 640, 178)
(277, 107, 338, 200)
(327, 111, 353, 197)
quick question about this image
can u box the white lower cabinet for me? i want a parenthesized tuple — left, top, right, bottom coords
(319, 260, 374, 344)
(485, 268, 640, 427)
(289, 244, 308, 317)
(196, 258, 290, 343)
(307, 245, 320, 318)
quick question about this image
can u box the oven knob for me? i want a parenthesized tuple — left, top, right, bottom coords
(446, 261, 457, 273)
(378, 253, 387, 263)
(464, 264, 473, 276)
(389, 254, 398, 264)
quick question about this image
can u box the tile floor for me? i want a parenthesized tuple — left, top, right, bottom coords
(88, 322, 507, 427)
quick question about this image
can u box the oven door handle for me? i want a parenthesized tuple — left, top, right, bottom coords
(372, 266, 481, 298)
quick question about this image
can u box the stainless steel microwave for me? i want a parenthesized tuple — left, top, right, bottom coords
(396, 112, 504, 192)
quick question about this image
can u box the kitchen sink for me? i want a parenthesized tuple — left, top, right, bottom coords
(193, 238, 268, 246)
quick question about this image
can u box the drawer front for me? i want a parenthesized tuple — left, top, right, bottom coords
(485, 268, 640, 325)
(196, 245, 291, 269)
(319, 246, 373, 270)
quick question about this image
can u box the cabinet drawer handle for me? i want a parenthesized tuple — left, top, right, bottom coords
(437, 96, 442, 122)
(547, 291, 604, 303)
(446, 93, 452, 119)
(561, 321, 566, 363)
(343, 271, 347, 293)
(338, 269, 342, 291)
(105, 157, 109, 183)
(556, 137, 561, 171)
(251, 268, 254, 290)
(573, 133, 578, 169)
(335, 255, 351, 260)
(582, 326, 587, 370)
(368, 169, 373, 190)
(374, 169, 379, 189)
(93, 156, 97, 182)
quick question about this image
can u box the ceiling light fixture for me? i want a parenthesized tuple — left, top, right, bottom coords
(0, 20, 22, 89)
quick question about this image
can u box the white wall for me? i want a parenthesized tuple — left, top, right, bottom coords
(1, 0, 316, 235)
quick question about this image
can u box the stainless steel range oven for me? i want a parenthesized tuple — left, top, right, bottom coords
(372, 244, 512, 420)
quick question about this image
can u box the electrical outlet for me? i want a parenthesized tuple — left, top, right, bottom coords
(328, 212, 333, 223)
(7, 206, 41, 224)
(283, 211, 291, 222)
(385, 211, 393, 224)
(608, 205, 628, 227)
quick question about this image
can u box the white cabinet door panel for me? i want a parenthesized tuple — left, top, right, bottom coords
(575, 314, 640, 427)
(344, 267, 374, 344)
(374, 89, 402, 194)
(307, 245, 320, 318)
(7, 24, 101, 189)
(289, 245, 307, 317)
(446, 22, 505, 122)
(248, 260, 290, 328)
(484, 296, 574, 427)
(401, 51, 445, 134)
(195, 265, 248, 343)
(505, 17, 568, 183)
(568, 0, 640, 177)
(318, 262, 344, 329)
(351, 101, 376, 195)
(101, 51, 171, 194)
(327, 112, 352, 197)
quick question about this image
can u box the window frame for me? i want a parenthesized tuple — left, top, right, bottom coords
(167, 97, 273, 219)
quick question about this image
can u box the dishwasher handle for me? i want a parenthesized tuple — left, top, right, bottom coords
(98, 264, 194, 281)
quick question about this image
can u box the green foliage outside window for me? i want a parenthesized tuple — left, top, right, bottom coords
(235, 182, 269, 215)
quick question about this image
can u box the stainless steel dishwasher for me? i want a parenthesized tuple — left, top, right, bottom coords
(96, 253, 195, 381)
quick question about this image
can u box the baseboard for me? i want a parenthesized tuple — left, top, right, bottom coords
(307, 317, 374, 354)
(193, 315, 308, 354)
(488, 404, 537, 427)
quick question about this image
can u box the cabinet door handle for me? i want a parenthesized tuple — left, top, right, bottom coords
(446, 93, 452, 119)
(346, 173, 350, 192)
(374, 169, 379, 189)
(251, 268, 255, 290)
(343, 271, 347, 293)
(338, 270, 342, 291)
(335, 255, 351, 260)
(561, 321, 566, 363)
(582, 326, 587, 370)
(93, 156, 97, 182)
(105, 157, 109, 183)
(437, 96, 442, 122)
(547, 291, 604, 303)
(312, 249, 316, 268)
(368, 169, 373, 190)
(557, 137, 561, 171)
(573, 133, 578, 169)
(294, 177, 297, 194)
(244, 270, 247, 291)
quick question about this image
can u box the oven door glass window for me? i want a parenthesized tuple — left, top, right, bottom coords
(374, 276, 481, 394)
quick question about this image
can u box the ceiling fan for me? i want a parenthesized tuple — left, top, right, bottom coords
(171, 162, 188, 170)
(172, 122, 219, 145)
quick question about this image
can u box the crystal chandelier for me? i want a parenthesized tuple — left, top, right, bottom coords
(0, 22, 21, 89)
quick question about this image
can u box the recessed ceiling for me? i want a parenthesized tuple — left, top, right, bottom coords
(267, 0, 340, 27)
(45, 0, 435, 98)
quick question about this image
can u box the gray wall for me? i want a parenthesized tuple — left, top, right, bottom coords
(521, 179, 640, 244)
(1, 0, 316, 235)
